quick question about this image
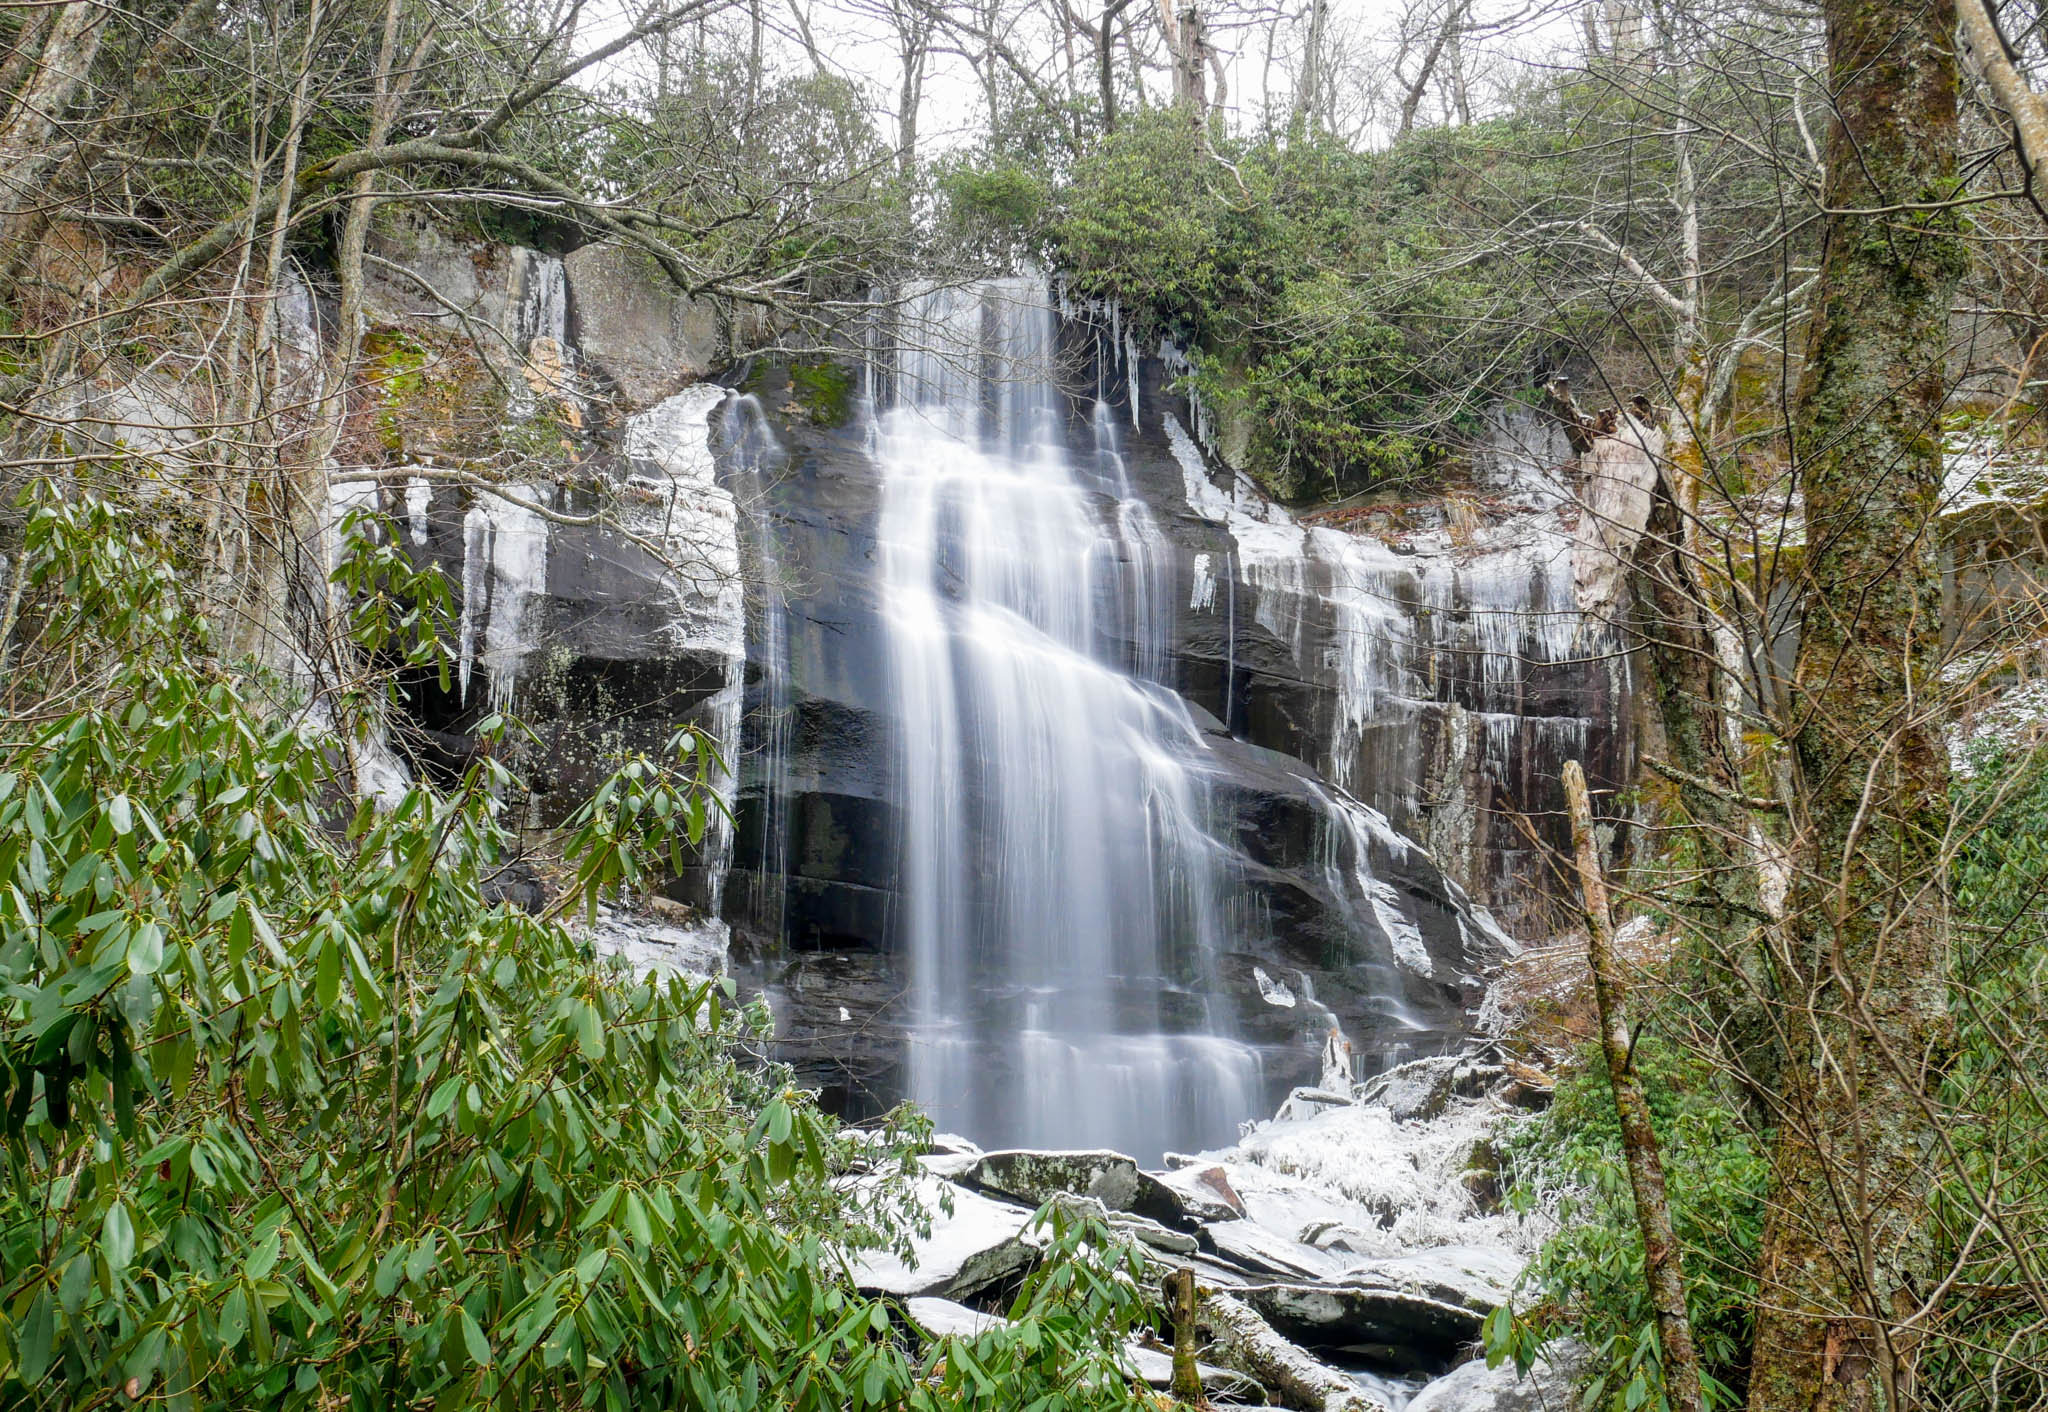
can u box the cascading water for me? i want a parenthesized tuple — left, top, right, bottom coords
(723, 393, 795, 937)
(877, 281, 1263, 1160)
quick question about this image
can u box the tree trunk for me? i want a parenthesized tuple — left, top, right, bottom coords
(1289, 0, 1327, 139)
(1197, 1290, 1374, 1412)
(0, 1, 109, 217)
(1098, 2, 1119, 132)
(1163, 1266, 1204, 1402)
(1565, 760, 1708, 1412)
(1744, 0, 1963, 1402)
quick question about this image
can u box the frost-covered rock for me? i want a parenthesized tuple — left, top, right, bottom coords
(1276, 1086, 1358, 1123)
(905, 1296, 1005, 1339)
(1156, 1163, 1248, 1223)
(1357, 1055, 1502, 1124)
(1344, 1246, 1520, 1316)
(963, 1149, 1185, 1225)
(1228, 1098, 1515, 1252)
(587, 905, 729, 978)
(918, 1151, 983, 1181)
(1203, 1219, 1351, 1281)
(846, 1177, 1036, 1299)
(1238, 1283, 1484, 1370)
(1406, 1344, 1588, 1412)
(917, 1131, 986, 1180)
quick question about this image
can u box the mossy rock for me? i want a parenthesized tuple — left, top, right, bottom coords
(786, 360, 854, 428)
(361, 326, 511, 461)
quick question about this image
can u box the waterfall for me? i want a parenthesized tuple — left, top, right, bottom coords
(878, 280, 1263, 1161)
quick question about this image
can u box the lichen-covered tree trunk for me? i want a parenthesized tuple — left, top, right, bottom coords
(1744, 0, 1962, 1403)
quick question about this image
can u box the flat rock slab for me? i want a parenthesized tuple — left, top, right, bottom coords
(964, 1149, 1186, 1226)
(1236, 1282, 1485, 1368)
(1202, 1218, 1349, 1282)
(1343, 1245, 1521, 1315)
(847, 1177, 1035, 1300)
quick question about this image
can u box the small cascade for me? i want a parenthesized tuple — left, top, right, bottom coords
(1087, 400, 1175, 684)
(1164, 397, 1613, 915)
(506, 249, 574, 417)
(508, 248, 569, 349)
(878, 281, 1264, 1161)
(723, 393, 795, 936)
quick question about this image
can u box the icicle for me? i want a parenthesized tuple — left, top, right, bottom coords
(405, 478, 431, 546)
(457, 504, 488, 704)
(1125, 331, 1141, 431)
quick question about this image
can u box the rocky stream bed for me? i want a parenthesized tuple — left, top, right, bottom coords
(837, 1049, 1585, 1412)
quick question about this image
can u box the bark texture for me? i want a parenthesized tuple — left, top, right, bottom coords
(1744, 0, 1962, 1403)
(1197, 1291, 1374, 1412)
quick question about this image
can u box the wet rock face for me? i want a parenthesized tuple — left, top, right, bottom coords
(723, 330, 1628, 1122)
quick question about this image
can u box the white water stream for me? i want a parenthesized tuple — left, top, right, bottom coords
(879, 281, 1263, 1160)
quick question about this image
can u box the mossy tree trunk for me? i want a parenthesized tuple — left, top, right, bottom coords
(1744, 0, 1962, 1403)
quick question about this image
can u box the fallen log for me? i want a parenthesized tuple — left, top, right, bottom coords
(1197, 1289, 1385, 1412)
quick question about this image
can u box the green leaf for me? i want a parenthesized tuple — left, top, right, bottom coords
(126, 921, 163, 976)
(405, 1233, 438, 1285)
(218, 1286, 249, 1350)
(316, 935, 341, 1009)
(575, 1000, 603, 1061)
(427, 1077, 461, 1120)
(621, 1191, 652, 1247)
(460, 1308, 492, 1368)
(18, 1289, 55, 1383)
(103, 1202, 135, 1275)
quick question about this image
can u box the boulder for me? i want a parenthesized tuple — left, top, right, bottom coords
(1406, 1343, 1588, 1412)
(1342, 1246, 1521, 1316)
(1235, 1283, 1484, 1371)
(1036, 1190, 1204, 1259)
(1356, 1055, 1502, 1124)
(563, 242, 723, 405)
(846, 1178, 1035, 1300)
(918, 1133, 985, 1181)
(964, 1150, 1186, 1226)
(1113, 1214, 1200, 1257)
(1157, 1163, 1249, 1223)
(918, 1151, 981, 1181)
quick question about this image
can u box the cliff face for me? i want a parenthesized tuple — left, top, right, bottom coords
(335, 246, 1633, 1140)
